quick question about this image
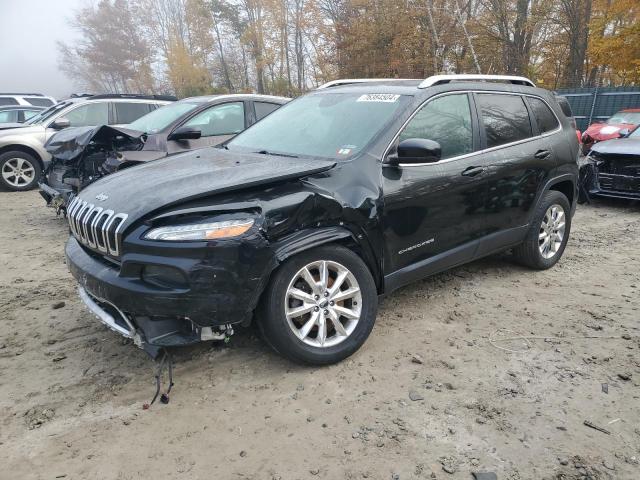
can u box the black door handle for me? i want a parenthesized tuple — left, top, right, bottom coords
(535, 149, 551, 159)
(461, 166, 485, 177)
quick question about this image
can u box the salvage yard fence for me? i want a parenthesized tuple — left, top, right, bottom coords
(555, 86, 640, 131)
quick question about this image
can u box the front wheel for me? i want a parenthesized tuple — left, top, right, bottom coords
(0, 151, 41, 191)
(513, 190, 571, 269)
(258, 245, 378, 365)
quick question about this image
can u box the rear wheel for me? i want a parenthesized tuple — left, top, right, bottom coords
(513, 190, 571, 269)
(258, 245, 377, 365)
(0, 151, 41, 191)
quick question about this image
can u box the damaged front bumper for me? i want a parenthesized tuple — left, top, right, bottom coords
(580, 153, 640, 201)
(65, 235, 271, 357)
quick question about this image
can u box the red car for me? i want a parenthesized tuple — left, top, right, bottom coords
(582, 108, 640, 153)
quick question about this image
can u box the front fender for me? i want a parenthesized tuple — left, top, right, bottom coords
(0, 135, 50, 166)
(269, 226, 382, 292)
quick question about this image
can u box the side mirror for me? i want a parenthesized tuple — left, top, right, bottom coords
(618, 128, 630, 138)
(389, 138, 442, 165)
(168, 126, 202, 141)
(50, 117, 70, 130)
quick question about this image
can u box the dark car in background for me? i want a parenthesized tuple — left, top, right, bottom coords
(39, 94, 289, 210)
(580, 126, 640, 200)
(0, 94, 174, 191)
(0, 105, 45, 124)
(63, 75, 578, 364)
(581, 108, 640, 154)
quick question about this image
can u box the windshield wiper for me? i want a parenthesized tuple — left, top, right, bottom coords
(254, 150, 299, 158)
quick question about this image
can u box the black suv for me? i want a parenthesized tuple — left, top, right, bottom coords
(64, 75, 579, 365)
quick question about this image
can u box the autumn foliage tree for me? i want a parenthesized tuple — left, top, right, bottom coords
(58, 0, 639, 96)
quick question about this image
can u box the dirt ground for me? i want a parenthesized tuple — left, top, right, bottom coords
(0, 190, 639, 480)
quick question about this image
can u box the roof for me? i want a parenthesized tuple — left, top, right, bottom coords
(315, 75, 539, 95)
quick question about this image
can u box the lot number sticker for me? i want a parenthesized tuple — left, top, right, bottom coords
(357, 94, 400, 103)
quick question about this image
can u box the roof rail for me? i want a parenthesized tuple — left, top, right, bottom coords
(317, 78, 419, 89)
(88, 94, 178, 101)
(419, 74, 535, 89)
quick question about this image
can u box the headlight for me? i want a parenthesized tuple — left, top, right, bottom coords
(144, 219, 254, 241)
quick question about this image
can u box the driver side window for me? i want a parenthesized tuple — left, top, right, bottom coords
(399, 94, 473, 160)
(183, 102, 245, 137)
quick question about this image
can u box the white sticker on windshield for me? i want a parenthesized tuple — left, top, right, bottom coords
(357, 94, 400, 103)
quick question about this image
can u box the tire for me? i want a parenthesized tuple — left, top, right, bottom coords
(258, 245, 378, 365)
(0, 151, 42, 191)
(513, 190, 571, 269)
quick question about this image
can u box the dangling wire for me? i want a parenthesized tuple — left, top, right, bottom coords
(143, 348, 175, 409)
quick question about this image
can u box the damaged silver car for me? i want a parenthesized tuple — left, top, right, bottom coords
(39, 94, 289, 211)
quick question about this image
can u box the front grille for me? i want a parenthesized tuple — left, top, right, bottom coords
(595, 155, 640, 194)
(67, 196, 128, 257)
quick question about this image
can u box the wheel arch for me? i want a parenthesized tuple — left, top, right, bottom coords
(530, 174, 577, 223)
(269, 226, 383, 293)
(547, 178, 576, 207)
(0, 144, 44, 168)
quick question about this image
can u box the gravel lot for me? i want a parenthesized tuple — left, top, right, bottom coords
(1, 190, 639, 480)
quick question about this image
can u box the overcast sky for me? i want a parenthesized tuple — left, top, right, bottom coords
(0, 0, 84, 99)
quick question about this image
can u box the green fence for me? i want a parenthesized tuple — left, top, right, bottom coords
(555, 86, 640, 131)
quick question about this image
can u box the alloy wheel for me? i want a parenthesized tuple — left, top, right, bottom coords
(284, 260, 362, 348)
(2, 157, 36, 187)
(538, 204, 566, 259)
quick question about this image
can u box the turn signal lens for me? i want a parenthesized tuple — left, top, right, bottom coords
(145, 219, 254, 241)
(205, 223, 253, 239)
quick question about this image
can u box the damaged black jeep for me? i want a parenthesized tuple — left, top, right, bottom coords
(65, 75, 579, 365)
(580, 126, 640, 201)
(40, 95, 288, 211)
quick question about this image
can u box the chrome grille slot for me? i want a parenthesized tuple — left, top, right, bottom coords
(105, 213, 128, 257)
(67, 197, 128, 258)
(84, 207, 102, 248)
(95, 210, 114, 252)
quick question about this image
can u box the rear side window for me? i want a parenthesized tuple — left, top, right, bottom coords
(555, 96, 573, 118)
(255, 102, 280, 121)
(528, 97, 559, 133)
(115, 102, 151, 124)
(477, 94, 532, 148)
(23, 109, 40, 120)
(63, 102, 109, 127)
(399, 93, 473, 160)
(0, 97, 19, 106)
(0, 110, 18, 123)
(183, 102, 245, 137)
(24, 97, 54, 107)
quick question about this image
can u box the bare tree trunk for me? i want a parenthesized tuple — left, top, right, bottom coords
(212, 21, 233, 92)
(454, 0, 481, 73)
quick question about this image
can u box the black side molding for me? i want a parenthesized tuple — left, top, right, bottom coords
(384, 225, 528, 294)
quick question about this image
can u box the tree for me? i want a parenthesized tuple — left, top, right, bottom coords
(58, 0, 155, 93)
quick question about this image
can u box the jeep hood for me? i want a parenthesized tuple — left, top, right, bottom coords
(76, 148, 336, 228)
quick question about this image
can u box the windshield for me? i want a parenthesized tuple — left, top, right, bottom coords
(607, 111, 640, 125)
(227, 92, 409, 159)
(25, 102, 70, 125)
(629, 126, 640, 138)
(128, 102, 201, 134)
